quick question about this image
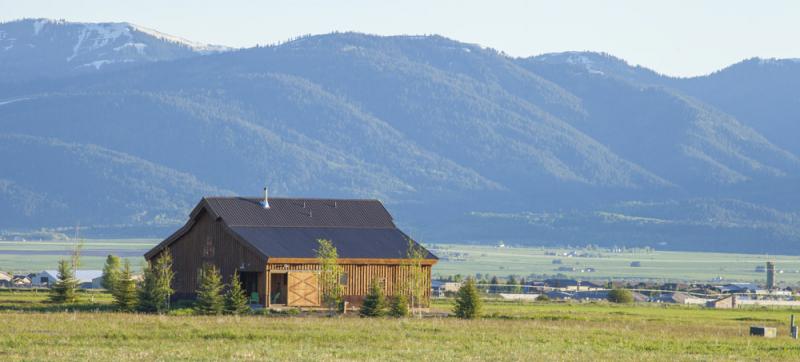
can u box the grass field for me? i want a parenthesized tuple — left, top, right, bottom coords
(2, 240, 799, 286)
(0, 291, 798, 361)
(432, 244, 800, 285)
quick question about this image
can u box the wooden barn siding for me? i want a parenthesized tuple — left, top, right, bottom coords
(267, 263, 432, 305)
(151, 210, 266, 299)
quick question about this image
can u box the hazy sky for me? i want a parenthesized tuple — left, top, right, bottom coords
(1, 0, 798, 76)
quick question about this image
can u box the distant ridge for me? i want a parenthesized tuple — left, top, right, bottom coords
(1, 23, 799, 253)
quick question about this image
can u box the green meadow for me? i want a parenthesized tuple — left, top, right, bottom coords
(0, 291, 798, 361)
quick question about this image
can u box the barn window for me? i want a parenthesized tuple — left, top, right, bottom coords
(339, 273, 348, 285)
(203, 237, 215, 257)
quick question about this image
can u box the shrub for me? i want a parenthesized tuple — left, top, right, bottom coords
(388, 294, 409, 317)
(607, 288, 634, 304)
(224, 270, 251, 315)
(360, 279, 386, 317)
(453, 278, 482, 319)
(195, 264, 224, 315)
(536, 294, 550, 302)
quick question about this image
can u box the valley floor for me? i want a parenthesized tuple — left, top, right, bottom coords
(0, 292, 797, 361)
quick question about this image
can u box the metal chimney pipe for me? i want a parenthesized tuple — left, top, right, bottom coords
(263, 187, 270, 209)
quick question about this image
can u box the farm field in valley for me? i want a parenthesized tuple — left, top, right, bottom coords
(0, 291, 797, 361)
(431, 244, 800, 284)
(2, 240, 799, 285)
(0, 239, 155, 272)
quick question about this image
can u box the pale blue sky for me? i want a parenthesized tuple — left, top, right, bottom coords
(1, 0, 798, 76)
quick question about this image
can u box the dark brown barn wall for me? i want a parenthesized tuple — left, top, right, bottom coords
(150, 210, 266, 300)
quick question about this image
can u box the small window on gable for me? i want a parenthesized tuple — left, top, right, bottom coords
(203, 236, 215, 257)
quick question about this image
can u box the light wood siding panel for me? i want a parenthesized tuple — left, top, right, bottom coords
(150, 210, 266, 298)
(268, 262, 432, 306)
(287, 272, 320, 306)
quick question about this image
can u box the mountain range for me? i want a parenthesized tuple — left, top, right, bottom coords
(1, 19, 798, 253)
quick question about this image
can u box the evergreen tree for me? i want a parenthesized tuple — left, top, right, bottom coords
(453, 278, 482, 319)
(113, 260, 138, 311)
(489, 275, 500, 294)
(224, 270, 251, 315)
(137, 261, 158, 313)
(388, 294, 410, 318)
(101, 254, 121, 291)
(195, 263, 224, 315)
(360, 278, 386, 317)
(49, 259, 79, 304)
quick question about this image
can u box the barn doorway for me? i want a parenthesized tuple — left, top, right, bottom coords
(239, 272, 261, 305)
(270, 273, 288, 305)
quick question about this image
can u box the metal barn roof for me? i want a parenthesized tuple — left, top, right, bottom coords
(203, 197, 396, 228)
(146, 196, 436, 261)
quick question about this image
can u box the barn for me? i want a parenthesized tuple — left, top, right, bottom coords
(144, 195, 437, 308)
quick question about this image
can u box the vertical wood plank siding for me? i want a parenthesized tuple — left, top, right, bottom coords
(150, 210, 266, 299)
(268, 263, 432, 306)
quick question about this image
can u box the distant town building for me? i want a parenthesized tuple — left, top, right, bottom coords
(0, 271, 12, 288)
(31, 270, 103, 289)
(706, 295, 736, 309)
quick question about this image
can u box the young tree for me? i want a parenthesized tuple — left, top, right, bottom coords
(137, 250, 175, 314)
(360, 278, 386, 317)
(101, 254, 121, 291)
(224, 270, 250, 315)
(137, 261, 158, 313)
(113, 260, 138, 311)
(453, 278, 482, 319)
(152, 249, 175, 312)
(388, 294, 410, 318)
(316, 239, 344, 314)
(195, 263, 224, 315)
(49, 259, 79, 304)
(405, 238, 428, 316)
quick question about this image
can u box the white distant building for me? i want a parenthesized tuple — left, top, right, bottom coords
(31, 270, 104, 289)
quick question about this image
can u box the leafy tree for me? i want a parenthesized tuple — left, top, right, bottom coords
(607, 288, 634, 304)
(101, 254, 121, 291)
(195, 263, 224, 315)
(152, 250, 175, 312)
(316, 239, 344, 314)
(113, 260, 138, 311)
(360, 278, 386, 317)
(453, 278, 482, 319)
(137, 250, 175, 314)
(224, 270, 251, 315)
(406, 238, 428, 316)
(388, 294, 409, 318)
(49, 259, 79, 304)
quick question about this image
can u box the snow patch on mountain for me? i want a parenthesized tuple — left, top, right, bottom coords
(128, 23, 230, 53)
(114, 42, 147, 55)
